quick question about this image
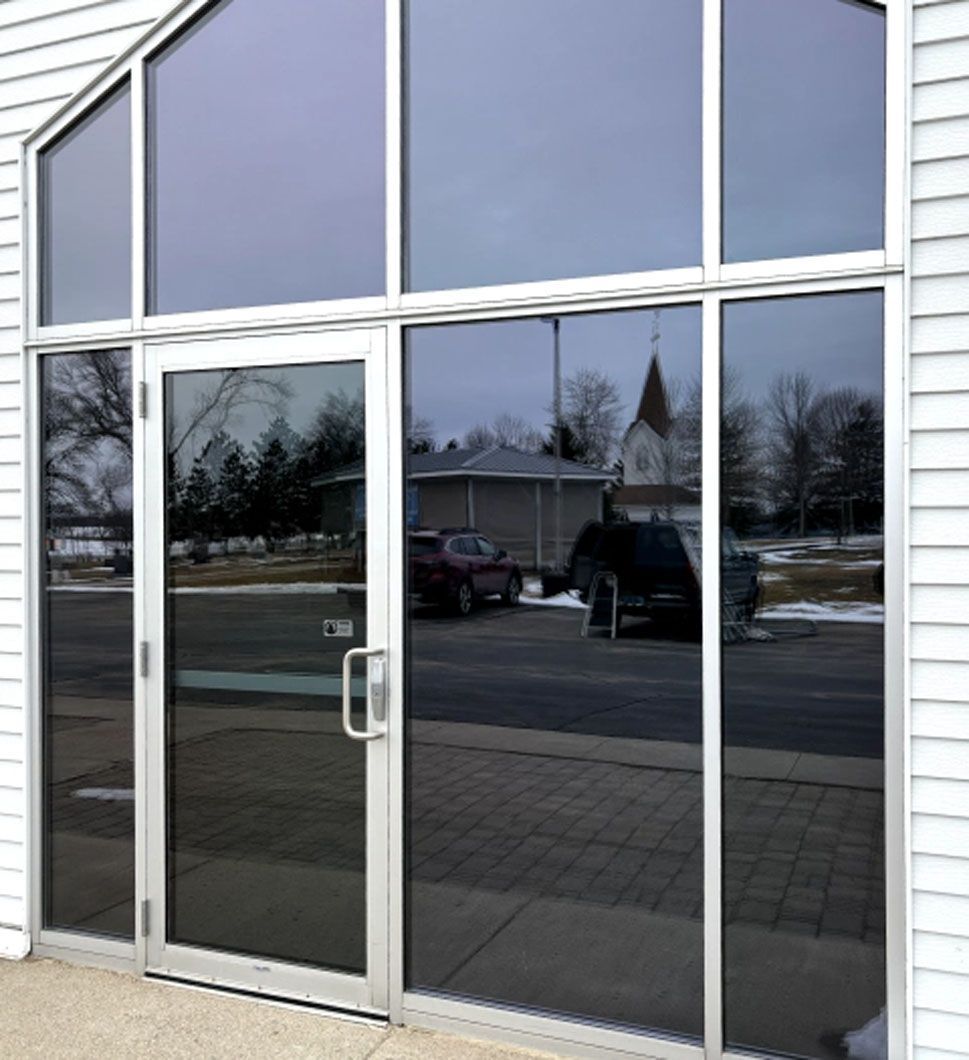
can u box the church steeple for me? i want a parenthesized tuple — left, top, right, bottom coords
(634, 311, 672, 438)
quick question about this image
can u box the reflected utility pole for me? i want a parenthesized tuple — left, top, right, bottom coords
(541, 315, 563, 570)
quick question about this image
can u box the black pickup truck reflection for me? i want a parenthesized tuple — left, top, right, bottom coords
(564, 520, 760, 635)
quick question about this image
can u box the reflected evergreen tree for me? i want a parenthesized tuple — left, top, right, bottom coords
(289, 445, 318, 540)
(166, 453, 187, 542)
(180, 456, 216, 544)
(215, 441, 254, 540)
(542, 421, 582, 463)
(306, 389, 365, 474)
(250, 437, 299, 551)
(254, 415, 304, 459)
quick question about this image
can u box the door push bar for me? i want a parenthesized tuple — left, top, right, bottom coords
(342, 646, 387, 741)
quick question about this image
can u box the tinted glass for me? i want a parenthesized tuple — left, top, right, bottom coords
(41, 86, 131, 325)
(406, 0, 702, 291)
(165, 360, 369, 971)
(41, 350, 134, 937)
(721, 293, 885, 1057)
(410, 537, 442, 557)
(149, 0, 384, 314)
(723, 0, 885, 262)
(406, 307, 704, 1039)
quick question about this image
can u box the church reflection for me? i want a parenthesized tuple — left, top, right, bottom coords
(405, 307, 706, 1039)
(405, 298, 886, 1059)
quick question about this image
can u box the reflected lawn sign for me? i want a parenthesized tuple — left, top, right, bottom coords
(565, 520, 760, 638)
(405, 308, 704, 1039)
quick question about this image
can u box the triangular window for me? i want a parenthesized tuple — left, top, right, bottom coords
(40, 82, 131, 326)
(147, 0, 385, 315)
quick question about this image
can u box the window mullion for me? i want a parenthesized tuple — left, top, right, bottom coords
(702, 0, 723, 283)
(131, 59, 146, 329)
(884, 0, 906, 267)
(701, 288, 723, 1060)
(386, 0, 402, 308)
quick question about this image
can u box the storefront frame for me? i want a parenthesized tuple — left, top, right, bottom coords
(19, 1, 909, 1056)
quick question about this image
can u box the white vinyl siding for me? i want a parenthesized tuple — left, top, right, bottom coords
(0, 0, 168, 933)
(911, 1, 969, 1054)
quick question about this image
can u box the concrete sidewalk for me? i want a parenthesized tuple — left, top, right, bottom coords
(0, 958, 555, 1059)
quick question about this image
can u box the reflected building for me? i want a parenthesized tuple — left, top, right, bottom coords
(614, 320, 701, 524)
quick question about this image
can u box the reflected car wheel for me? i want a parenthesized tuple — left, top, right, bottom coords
(455, 580, 473, 617)
(502, 574, 521, 606)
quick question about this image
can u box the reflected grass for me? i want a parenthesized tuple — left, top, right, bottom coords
(751, 540, 883, 609)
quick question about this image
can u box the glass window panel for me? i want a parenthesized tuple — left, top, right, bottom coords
(406, 0, 702, 292)
(405, 307, 703, 1040)
(164, 361, 368, 971)
(148, 0, 385, 315)
(41, 350, 134, 937)
(723, 0, 886, 262)
(721, 292, 885, 1058)
(40, 85, 131, 326)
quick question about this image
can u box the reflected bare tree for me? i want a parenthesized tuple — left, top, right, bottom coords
(465, 413, 544, 453)
(407, 414, 436, 455)
(767, 372, 820, 538)
(719, 369, 763, 533)
(562, 368, 623, 467)
(305, 388, 366, 472)
(43, 351, 133, 546)
(814, 387, 883, 540)
(167, 368, 292, 464)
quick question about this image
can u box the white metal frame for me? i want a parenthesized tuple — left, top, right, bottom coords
(19, 0, 907, 1057)
(142, 326, 391, 1013)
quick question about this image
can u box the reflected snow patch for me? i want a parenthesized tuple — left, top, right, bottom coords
(73, 788, 135, 801)
(759, 601, 884, 624)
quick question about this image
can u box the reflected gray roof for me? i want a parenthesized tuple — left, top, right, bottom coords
(313, 446, 612, 486)
(415, 447, 611, 479)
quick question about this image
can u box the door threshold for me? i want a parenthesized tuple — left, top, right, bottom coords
(144, 970, 390, 1026)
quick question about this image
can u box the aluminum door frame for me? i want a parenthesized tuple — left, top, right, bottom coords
(142, 326, 391, 1014)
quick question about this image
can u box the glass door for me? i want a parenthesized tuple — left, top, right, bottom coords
(143, 328, 389, 1012)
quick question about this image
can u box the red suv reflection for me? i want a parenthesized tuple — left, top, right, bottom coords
(409, 528, 522, 616)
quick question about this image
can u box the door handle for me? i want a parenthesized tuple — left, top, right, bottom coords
(342, 646, 386, 742)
